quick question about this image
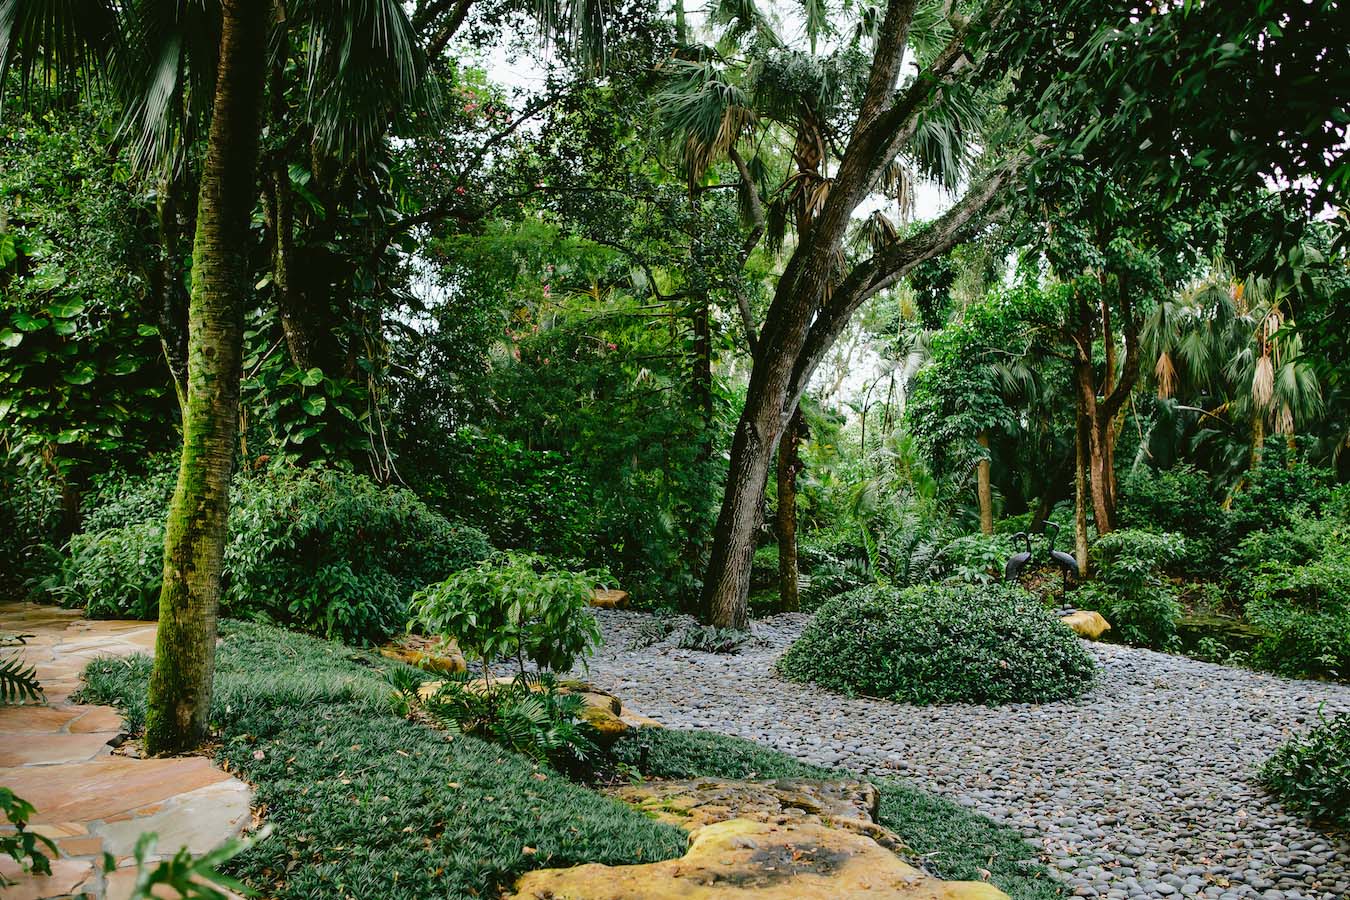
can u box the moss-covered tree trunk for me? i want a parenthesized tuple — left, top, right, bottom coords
(145, 0, 268, 756)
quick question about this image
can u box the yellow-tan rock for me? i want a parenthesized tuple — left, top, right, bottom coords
(1060, 610, 1111, 640)
(379, 635, 466, 674)
(507, 817, 1008, 900)
(577, 704, 629, 746)
(591, 588, 630, 609)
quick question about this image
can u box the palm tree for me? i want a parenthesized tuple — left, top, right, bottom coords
(2, 0, 430, 753)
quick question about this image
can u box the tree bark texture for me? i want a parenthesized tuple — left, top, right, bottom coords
(775, 407, 805, 612)
(977, 430, 994, 535)
(145, 0, 268, 756)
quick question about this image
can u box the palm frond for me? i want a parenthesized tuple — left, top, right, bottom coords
(0, 0, 120, 108)
(0, 652, 43, 704)
(296, 0, 431, 159)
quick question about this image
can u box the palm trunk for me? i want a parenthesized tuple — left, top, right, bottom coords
(976, 430, 993, 535)
(1250, 412, 1265, 469)
(776, 407, 804, 612)
(145, 0, 268, 756)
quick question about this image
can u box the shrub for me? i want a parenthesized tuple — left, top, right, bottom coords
(1230, 513, 1338, 592)
(58, 464, 492, 642)
(1117, 465, 1224, 572)
(776, 582, 1097, 705)
(80, 457, 178, 533)
(675, 625, 749, 654)
(750, 544, 780, 589)
(420, 672, 594, 765)
(411, 551, 605, 676)
(60, 522, 165, 619)
(1070, 529, 1185, 648)
(928, 532, 1017, 585)
(224, 467, 492, 642)
(0, 459, 62, 595)
(1228, 447, 1334, 541)
(1260, 710, 1350, 830)
(1246, 536, 1350, 680)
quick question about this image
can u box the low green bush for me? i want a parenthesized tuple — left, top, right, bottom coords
(420, 672, 595, 766)
(410, 551, 604, 675)
(60, 522, 165, 619)
(777, 582, 1097, 705)
(610, 728, 1060, 900)
(1070, 529, 1185, 649)
(1228, 447, 1334, 542)
(1246, 535, 1350, 680)
(929, 532, 1017, 585)
(1260, 711, 1350, 830)
(1117, 464, 1224, 572)
(0, 459, 62, 596)
(55, 464, 493, 643)
(79, 621, 686, 899)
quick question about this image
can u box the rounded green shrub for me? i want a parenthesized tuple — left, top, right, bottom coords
(63, 522, 165, 619)
(1260, 711, 1350, 830)
(776, 583, 1097, 705)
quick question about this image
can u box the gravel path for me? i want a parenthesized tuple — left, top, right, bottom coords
(583, 611, 1350, 900)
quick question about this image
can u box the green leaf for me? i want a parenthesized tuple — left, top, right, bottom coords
(47, 297, 86, 319)
(62, 365, 97, 385)
(0, 329, 21, 348)
(301, 394, 328, 416)
(55, 428, 82, 444)
(12, 313, 49, 332)
(137, 324, 161, 337)
(301, 367, 325, 387)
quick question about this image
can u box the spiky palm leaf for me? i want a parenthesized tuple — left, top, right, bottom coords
(0, 0, 120, 104)
(0, 652, 43, 704)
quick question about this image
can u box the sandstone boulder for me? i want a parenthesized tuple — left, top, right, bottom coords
(591, 589, 630, 609)
(1060, 610, 1111, 640)
(379, 635, 466, 673)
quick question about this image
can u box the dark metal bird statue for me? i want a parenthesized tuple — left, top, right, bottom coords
(1004, 531, 1034, 581)
(1044, 521, 1080, 584)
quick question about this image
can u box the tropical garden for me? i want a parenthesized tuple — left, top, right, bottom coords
(1, 0, 1348, 897)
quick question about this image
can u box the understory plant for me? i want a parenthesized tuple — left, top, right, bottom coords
(1070, 529, 1185, 648)
(420, 671, 595, 765)
(1246, 533, 1350, 680)
(777, 582, 1097, 705)
(0, 788, 56, 886)
(1260, 710, 1350, 830)
(676, 624, 749, 654)
(410, 551, 606, 678)
(0, 633, 43, 704)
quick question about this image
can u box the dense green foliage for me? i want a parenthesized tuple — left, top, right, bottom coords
(1070, 530, 1186, 649)
(0, 788, 56, 886)
(777, 583, 1097, 705)
(611, 729, 1060, 900)
(1260, 712, 1350, 831)
(1246, 525, 1350, 680)
(78, 622, 688, 899)
(46, 464, 491, 642)
(411, 551, 605, 674)
(419, 672, 596, 766)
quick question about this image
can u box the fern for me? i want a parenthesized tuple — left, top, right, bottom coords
(0, 633, 42, 704)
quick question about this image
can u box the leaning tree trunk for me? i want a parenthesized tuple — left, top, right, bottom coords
(976, 430, 994, 535)
(145, 0, 268, 756)
(776, 407, 805, 612)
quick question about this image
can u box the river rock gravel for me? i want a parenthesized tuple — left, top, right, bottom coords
(582, 610, 1350, 900)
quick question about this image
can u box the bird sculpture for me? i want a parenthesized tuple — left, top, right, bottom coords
(1044, 521, 1080, 588)
(1004, 531, 1034, 581)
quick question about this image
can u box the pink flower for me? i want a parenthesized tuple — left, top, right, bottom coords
(455, 186, 466, 195)
(607, 342, 617, 351)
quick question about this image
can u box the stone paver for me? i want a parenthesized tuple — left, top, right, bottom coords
(0, 602, 251, 899)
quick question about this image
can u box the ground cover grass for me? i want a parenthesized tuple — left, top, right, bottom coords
(81, 620, 1061, 899)
(79, 621, 686, 899)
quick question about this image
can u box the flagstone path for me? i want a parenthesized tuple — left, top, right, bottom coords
(0, 602, 251, 900)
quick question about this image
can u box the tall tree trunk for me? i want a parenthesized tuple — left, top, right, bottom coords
(145, 0, 267, 756)
(692, 294, 713, 428)
(1250, 411, 1265, 469)
(976, 430, 993, 535)
(776, 407, 804, 612)
(1074, 410, 1091, 579)
(154, 171, 191, 407)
